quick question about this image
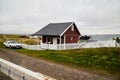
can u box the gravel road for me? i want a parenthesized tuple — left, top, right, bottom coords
(0, 72, 12, 80)
(0, 48, 119, 80)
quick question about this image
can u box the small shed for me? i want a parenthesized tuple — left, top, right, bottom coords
(34, 22, 81, 49)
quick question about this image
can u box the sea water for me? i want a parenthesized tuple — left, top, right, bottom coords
(90, 34, 120, 41)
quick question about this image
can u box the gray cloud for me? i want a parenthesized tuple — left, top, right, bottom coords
(0, 0, 120, 34)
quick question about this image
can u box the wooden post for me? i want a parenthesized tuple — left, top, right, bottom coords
(40, 36, 42, 44)
(39, 36, 42, 45)
(59, 36, 61, 50)
(64, 35, 66, 49)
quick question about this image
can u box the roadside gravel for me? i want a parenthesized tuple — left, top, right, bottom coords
(0, 72, 12, 80)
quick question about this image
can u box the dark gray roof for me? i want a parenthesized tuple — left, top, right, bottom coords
(34, 22, 73, 36)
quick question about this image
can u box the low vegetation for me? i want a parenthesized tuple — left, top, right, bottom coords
(16, 48, 120, 77)
(0, 34, 120, 77)
(0, 34, 38, 45)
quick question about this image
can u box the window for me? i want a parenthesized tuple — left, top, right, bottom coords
(46, 37, 52, 44)
(71, 25, 74, 31)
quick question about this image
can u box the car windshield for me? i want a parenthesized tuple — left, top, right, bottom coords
(8, 41, 18, 44)
(11, 41, 17, 43)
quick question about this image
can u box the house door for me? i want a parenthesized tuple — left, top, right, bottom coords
(53, 38, 57, 44)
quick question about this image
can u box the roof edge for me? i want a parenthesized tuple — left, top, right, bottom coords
(49, 22, 74, 24)
(60, 22, 74, 36)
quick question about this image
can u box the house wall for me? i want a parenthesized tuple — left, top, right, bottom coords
(65, 34, 79, 43)
(57, 36, 64, 44)
(42, 36, 46, 43)
(42, 36, 57, 44)
(64, 25, 80, 43)
(53, 38, 57, 44)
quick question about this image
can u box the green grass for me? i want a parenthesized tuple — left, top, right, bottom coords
(16, 48, 120, 77)
(0, 34, 120, 77)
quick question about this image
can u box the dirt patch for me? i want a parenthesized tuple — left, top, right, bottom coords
(0, 48, 119, 80)
(0, 72, 12, 80)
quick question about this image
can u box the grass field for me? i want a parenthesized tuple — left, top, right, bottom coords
(0, 34, 120, 77)
(15, 48, 120, 77)
(0, 34, 38, 45)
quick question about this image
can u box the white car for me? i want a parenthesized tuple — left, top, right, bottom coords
(3, 41, 22, 48)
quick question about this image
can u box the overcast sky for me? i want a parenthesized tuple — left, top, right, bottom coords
(0, 0, 120, 34)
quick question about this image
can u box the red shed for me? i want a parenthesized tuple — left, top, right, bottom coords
(34, 22, 81, 49)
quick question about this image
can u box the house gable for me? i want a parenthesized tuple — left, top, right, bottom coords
(63, 23, 80, 36)
(62, 23, 81, 43)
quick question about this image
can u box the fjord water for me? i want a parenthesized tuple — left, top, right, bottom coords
(90, 34, 120, 40)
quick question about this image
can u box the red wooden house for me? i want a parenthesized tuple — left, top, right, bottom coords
(34, 22, 81, 49)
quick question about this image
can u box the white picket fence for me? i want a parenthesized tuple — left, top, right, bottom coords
(41, 44, 58, 50)
(41, 43, 82, 50)
(22, 40, 120, 50)
(22, 44, 42, 50)
(81, 39, 118, 48)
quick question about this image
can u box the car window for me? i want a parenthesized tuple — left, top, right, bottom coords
(5, 41, 19, 44)
(11, 41, 17, 43)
